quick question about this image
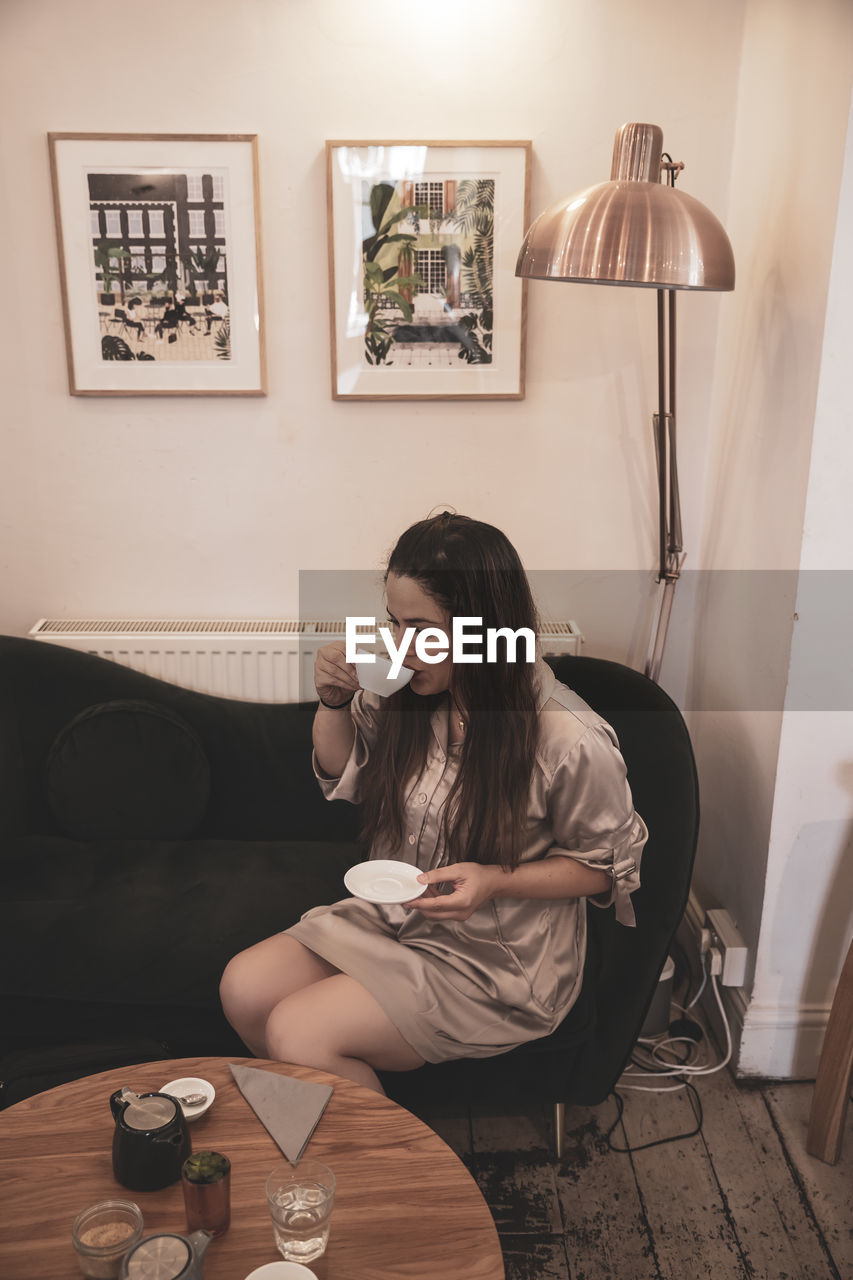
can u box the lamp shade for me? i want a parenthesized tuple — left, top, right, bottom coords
(516, 123, 735, 291)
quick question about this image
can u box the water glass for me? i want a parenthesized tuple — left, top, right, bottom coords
(264, 1159, 335, 1263)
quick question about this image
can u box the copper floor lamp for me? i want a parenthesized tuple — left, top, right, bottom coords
(516, 123, 735, 682)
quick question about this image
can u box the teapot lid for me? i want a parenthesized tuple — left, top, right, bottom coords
(125, 1234, 191, 1277)
(122, 1092, 177, 1131)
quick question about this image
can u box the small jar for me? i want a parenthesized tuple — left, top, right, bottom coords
(72, 1200, 144, 1279)
(181, 1150, 231, 1237)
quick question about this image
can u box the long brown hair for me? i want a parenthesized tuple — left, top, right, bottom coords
(359, 513, 540, 871)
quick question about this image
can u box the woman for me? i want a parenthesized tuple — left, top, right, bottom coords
(220, 513, 647, 1093)
(124, 299, 145, 341)
(204, 290, 229, 334)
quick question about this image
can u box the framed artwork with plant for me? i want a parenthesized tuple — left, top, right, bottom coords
(48, 133, 265, 395)
(326, 141, 530, 399)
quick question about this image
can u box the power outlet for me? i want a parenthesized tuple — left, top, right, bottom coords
(705, 908, 748, 986)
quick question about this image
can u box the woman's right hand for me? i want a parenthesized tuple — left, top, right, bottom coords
(314, 641, 360, 707)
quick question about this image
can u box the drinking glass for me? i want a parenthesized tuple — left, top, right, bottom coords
(264, 1159, 336, 1263)
(181, 1151, 231, 1237)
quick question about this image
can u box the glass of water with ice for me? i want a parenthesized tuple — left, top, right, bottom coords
(264, 1159, 336, 1263)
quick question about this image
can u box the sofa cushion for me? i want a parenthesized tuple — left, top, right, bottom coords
(2, 835, 358, 1009)
(47, 700, 211, 839)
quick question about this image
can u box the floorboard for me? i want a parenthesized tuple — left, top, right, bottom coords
(763, 1082, 852, 1280)
(470, 1102, 553, 1155)
(431, 1069, 852, 1279)
(618, 1082, 748, 1277)
(556, 1100, 660, 1280)
(695, 1072, 838, 1279)
(465, 1150, 564, 1236)
(499, 1233, 570, 1280)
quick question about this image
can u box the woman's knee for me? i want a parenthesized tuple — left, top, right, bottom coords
(219, 948, 258, 1024)
(220, 935, 337, 1027)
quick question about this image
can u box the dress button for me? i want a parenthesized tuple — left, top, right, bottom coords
(408, 833, 416, 844)
(418, 792, 427, 804)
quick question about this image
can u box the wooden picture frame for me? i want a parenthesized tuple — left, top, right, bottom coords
(326, 140, 530, 400)
(48, 133, 266, 395)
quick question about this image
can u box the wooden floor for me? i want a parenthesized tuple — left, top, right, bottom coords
(421, 1072, 853, 1280)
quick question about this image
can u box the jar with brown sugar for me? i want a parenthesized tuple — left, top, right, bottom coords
(71, 1200, 144, 1279)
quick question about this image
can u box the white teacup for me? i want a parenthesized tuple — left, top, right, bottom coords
(355, 652, 415, 697)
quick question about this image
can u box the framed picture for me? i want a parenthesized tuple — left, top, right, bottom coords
(326, 140, 530, 400)
(48, 133, 266, 395)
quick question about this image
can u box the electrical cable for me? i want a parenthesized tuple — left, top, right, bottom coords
(606, 1081, 703, 1152)
(623, 967, 732, 1080)
(671, 948, 708, 1014)
(608, 951, 733, 1153)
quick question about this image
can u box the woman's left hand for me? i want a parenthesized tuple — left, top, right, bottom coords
(404, 862, 499, 922)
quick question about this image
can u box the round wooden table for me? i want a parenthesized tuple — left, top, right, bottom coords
(0, 1056, 504, 1279)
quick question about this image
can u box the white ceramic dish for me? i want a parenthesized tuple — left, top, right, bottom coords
(159, 1076, 215, 1121)
(243, 1264, 318, 1280)
(355, 653, 415, 697)
(344, 859, 427, 904)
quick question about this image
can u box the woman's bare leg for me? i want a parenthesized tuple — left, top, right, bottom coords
(219, 935, 340, 1057)
(264, 974, 425, 1093)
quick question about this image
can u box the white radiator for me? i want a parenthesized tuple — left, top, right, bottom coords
(28, 617, 584, 703)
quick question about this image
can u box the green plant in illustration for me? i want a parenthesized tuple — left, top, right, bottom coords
(93, 240, 131, 300)
(448, 179, 494, 237)
(101, 334, 156, 361)
(362, 183, 426, 365)
(137, 267, 170, 293)
(448, 179, 494, 364)
(214, 316, 231, 360)
(183, 245, 222, 295)
(101, 334, 134, 360)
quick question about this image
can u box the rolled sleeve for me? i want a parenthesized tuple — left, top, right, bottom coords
(544, 723, 648, 927)
(312, 689, 383, 804)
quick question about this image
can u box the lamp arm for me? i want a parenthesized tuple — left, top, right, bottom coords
(645, 289, 685, 682)
(667, 289, 683, 556)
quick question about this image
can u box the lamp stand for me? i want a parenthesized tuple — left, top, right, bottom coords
(645, 287, 685, 683)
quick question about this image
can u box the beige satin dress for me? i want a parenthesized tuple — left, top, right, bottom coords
(285, 658, 647, 1064)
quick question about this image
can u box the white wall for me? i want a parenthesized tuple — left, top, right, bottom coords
(0, 0, 743, 644)
(687, 0, 853, 1075)
(741, 84, 853, 1077)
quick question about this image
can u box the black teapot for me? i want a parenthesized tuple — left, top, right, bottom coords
(110, 1087, 191, 1191)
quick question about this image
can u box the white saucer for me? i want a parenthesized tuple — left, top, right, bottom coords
(160, 1076, 215, 1121)
(244, 1263, 317, 1279)
(344, 859, 427, 904)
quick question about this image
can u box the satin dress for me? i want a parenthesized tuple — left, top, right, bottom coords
(285, 658, 647, 1063)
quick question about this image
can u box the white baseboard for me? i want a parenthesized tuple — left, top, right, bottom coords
(680, 889, 829, 1079)
(737, 1001, 832, 1079)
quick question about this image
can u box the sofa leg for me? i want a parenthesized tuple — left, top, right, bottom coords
(553, 1101, 565, 1159)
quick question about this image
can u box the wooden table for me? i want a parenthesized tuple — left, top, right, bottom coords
(0, 1056, 504, 1279)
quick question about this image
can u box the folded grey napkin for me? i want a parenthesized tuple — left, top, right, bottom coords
(229, 1063, 333, 1163)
